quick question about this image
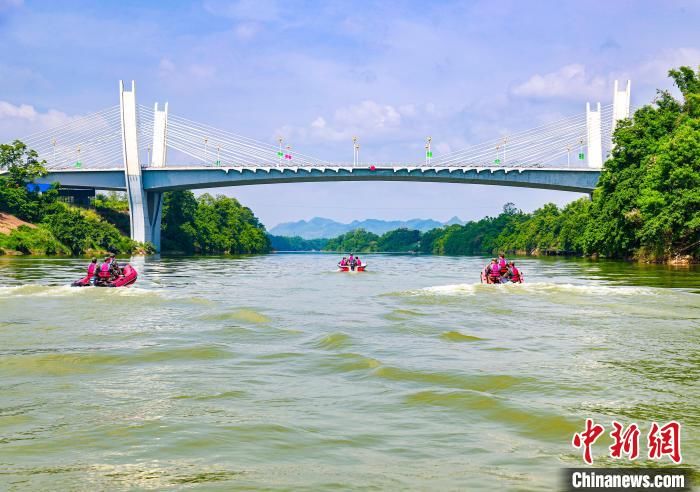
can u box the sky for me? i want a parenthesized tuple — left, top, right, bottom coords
(1, 0, 698, 227)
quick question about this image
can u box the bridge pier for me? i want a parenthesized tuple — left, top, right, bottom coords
(120, 81, 165, 251)
(145, 102, 168, 252)
(146, 191, 163, 252)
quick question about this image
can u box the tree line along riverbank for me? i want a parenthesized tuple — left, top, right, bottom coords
(2, 66, 698, 262)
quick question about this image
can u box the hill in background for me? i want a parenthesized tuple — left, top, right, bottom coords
(270, 216, 464, 239)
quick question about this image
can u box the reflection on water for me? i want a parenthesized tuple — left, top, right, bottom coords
(0, 254, 698, 490)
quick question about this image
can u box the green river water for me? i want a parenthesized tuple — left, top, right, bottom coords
(0, 254, 698, 490)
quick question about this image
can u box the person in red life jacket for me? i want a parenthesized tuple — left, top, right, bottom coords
(355, 257, 362, 267)
(339, 257, 348, 267)
(87, 257, 98, 276)
(349, 253, 356, 271)
(498, 254, 508, 275)
(508, 261, 523, 283)
(87, 257, 98, 285)
(488, 259, 502, 284)
(96, 256, 113, 285)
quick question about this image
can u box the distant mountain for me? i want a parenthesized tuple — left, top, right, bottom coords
(445, 216, 465, 226)
(269, 216, 464, 239)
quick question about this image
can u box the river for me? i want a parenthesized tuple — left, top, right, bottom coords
(0, 254, 698, 490)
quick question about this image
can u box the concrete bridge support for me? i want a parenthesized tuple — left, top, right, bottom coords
(586, 102, 603, 169)
(611, 80, 631, 150)
(119, 81, 166, 251)
(146, 102, 168, 252)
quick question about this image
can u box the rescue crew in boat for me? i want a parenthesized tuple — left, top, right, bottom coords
(487, 258, 501, 284)
(97, 256, 113, 283)
(86, 257, 98, 285)
(482, 256, 524, 284)
(109, 253, 121, 277)
(508, 261, 523, 283)
(337, 253, 366, 271)
(72, 253, 138, 287)
(498, 254, 508, 275)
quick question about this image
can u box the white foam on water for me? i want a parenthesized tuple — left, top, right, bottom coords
(519, 282, 659, 297)
(0, 284, 80, 298)
(411, 283, 479, 296)
(0, 284, 161, 299)
(404, 281, 660, 298)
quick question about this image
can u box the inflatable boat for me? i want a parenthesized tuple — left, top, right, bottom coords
(338, 264, 367, 272)
(72, 264, 138, 287)
(480, 270, 523, 284)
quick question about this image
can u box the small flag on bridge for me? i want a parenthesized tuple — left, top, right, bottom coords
(277, 151, 283, 157)
(74, 161, 82, 168)
(578, 153, 585, 160)
(426, 151, 433, 158)
(285, 154, 292, 160)
(494, 159, 501, 164)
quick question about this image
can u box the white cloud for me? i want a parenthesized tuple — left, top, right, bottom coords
(334, 100, 401, 130)
(286, 100, 405, 143)
(636, 48, 700, 82)
(234, 22, 260, 40)
(157, 57, 176, 80)
(188, 63, 217, 80)
(159, 57, 175, 73)
(0, 101, 75, 141)
(511, 64, 609, 100)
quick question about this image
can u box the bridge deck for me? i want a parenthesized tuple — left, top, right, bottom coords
(32, 166, 600, 193)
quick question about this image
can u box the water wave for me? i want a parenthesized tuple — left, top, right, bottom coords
(316, 352, 381, 373)
(440, 331, 486, 342)
(0, 345, 233, 375)
(172, 390, 246, 401)
(0, 284, 162, 299)
(0, 285, 82, 298)
(404, 389, 578, 441)
(393, 281, 660, 298)
(372, 366, 533, 393)
(518, 282, 659, 296)
(199, 309, 271, 324)
(2, 462, 245, 489)
(312, 332, 353, 350)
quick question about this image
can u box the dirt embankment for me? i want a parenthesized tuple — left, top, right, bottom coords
(0, 212, 35, 235)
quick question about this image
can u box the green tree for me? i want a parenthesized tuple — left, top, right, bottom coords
(162, 190, 198, 253)
(268, 235, 328, 251)
(324, 229, 379, 252)
(0, 140, 47, 186)
(377, 228, 420, 252)
(161, 191, 270, 254)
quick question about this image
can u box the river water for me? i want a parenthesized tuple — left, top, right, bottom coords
(0, 254, 698, 490)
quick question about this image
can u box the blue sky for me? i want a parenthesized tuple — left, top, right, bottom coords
(1, 0, 698, 226)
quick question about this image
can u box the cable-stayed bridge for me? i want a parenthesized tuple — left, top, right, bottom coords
(10, 80, 631, 251)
